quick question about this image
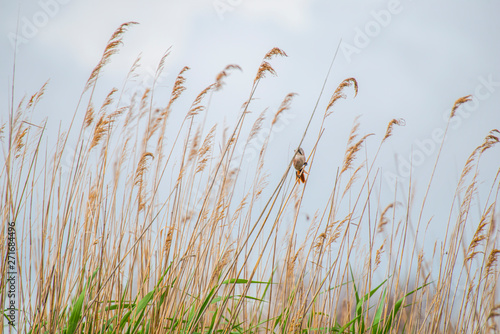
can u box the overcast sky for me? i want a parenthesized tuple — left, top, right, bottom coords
(2, 0, 499, 257)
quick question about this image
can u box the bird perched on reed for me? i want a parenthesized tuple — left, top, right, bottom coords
(293, 147, 308, 183)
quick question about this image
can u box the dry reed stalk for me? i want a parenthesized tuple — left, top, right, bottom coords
(346, 115, 360, 147)
(89, 114, 112, 150)
(230, 194, 248, 226)
(248, 109, 266, 142)
(14, 126, 28, 159)
(253, 48, 287, 84)
(264, 47, 288, 60)
(374, 240, 385, 271)
(450, 95, 473, 118)
(487, 305, 500, 331)
(484, 249, 500, 280)
(188, 126, 202, 164)
(99, 88, 118, 114)
(465, 203, 494, 263)
(155, 49, 171, 82)
(187, 83, 215, 118)
(195, 125, 216, 174)
(214, 64, 242, 91)
(139, 87, 151, 117)
(327, 214, 352, 246)
(480, 129, 500, 153)
(313, 233, 327, 254)
(26, 80, 49, 111)
(128, 53, 142, 79)
(341, 133, 373, 175)
(272, 92, 297, 125)
(134, 152, 154, 211)
(458, 148, 480, 192)
(84, 22, 138, 93)
(325, 77, 358, 117)
(123, 93, 138, 128)
(378, 202, 398, 233)
(0, 123, 5, 141)
(382, 118, 405, 142)
(341, 162, 365, 198)
(84, 103, 95, 128)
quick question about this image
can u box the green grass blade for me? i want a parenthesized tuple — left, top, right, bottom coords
(339, 314, 360, 333)
(66, 288, 85, 334)
(371, 288, 387, 334)
(350, 266, 361, 332)
(383, 282, 431, 333)
(67, 269, 98, 334)
(134, 291, 155, 319)
(119, 310, 132, 331)
(130, 290, 155, 333)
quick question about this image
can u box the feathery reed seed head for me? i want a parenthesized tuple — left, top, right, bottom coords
(450, 95, 472, 118)
(254, 47, 287, 84)
(272, 93, 297, 125)
(214, 64, 242, 91)
(383, 118, 406, 142)
(84, 22, 138, 93)
(326, 77, 358, 117)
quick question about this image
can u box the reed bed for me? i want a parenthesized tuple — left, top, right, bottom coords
(1, 22, 499, 333)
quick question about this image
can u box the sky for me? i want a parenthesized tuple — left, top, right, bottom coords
(1, 0, 500, 267)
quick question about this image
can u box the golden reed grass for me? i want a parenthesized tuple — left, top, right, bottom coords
(1, 23, 499, 333)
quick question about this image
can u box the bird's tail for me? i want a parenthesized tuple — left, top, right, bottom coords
(296, 170, 306, 183)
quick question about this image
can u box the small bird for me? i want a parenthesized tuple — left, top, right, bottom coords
(293, 147, 308, 183)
